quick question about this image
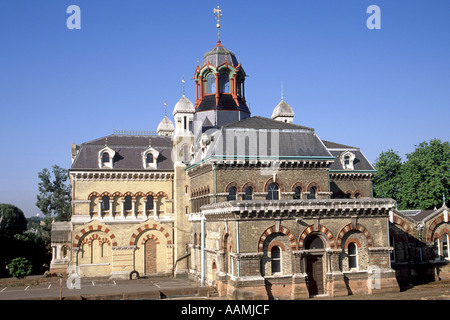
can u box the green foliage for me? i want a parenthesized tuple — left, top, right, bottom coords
(0, 204, 27, 238)
(373, 149, 403, 200)
(36, 165, 72, 223)
(8, 257, 33, 279)
(373, 139, 450, 210)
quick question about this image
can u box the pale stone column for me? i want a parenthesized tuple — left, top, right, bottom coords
(153, 199, 158, 218)
(132, 200, 136, 218)
(109, 199, 114, 217)
(98, 200, 103, 218)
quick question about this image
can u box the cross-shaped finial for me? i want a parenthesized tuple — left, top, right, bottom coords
(213, 6, 222, 43)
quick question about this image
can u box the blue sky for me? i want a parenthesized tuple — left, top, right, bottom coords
(0, 0, 449, 217)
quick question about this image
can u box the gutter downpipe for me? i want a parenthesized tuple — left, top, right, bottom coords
(236, 220, 240, 277)
(201, 215, 205, 287)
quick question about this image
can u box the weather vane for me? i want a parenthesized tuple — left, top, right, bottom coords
(213, 6, 222, 43)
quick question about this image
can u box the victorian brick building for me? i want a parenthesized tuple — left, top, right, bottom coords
(50, 26, 450, 299)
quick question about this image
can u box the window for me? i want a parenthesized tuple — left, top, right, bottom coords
(219, 72, 230, 93)
(444, 234, 449, 259)
(243, 187, 253, 200)
(102, 152, 110, 164)
(124, 195, 132, 211)
(293, 186, 302, 199)
(390, 236, 396, 262)
(348, 242, 358, 269)
(267, 183, 279, 200)
(101, 195, 110, 211)
(146, 153, 154, 164)
(227, 187, 237, 201)
(344, 155, 350, 168)
(434, 239, 440, 260)
(146, 195, 154, 212)
(271, 246, 281, 274)
(206, 74, 216, 94)
(307, 186, 316, 199)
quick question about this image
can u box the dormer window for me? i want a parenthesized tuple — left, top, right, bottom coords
(146, 153, 154, 164)
(142, 147, 159, 169)
(102, 152, 109, 164)
(340, 151, 356, 170)
(98, 146, 115, 169)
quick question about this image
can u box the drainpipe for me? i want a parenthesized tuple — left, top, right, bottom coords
(236, 220, 240, 277)
(201, 216, 205, 286)
(387, 216, 391, 269)
(213, 163, 217, 203)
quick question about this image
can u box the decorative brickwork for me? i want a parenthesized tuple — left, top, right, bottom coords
(298, 224, 334, 249)
(257, 225, 297, 252)
(336, 223, 373, 248)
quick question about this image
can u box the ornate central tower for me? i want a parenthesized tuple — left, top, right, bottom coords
(193, 8, 250, 135)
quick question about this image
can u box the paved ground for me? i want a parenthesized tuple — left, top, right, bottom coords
(312, 280, 450, 300)
(0, 276, 212, 300)
(1, 275, 450, 300)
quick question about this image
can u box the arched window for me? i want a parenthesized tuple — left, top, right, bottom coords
(219, 72, 230, 93)
(271, 246, 281, 274)
(206, 74, 216, 94)
(293, 186, 302, 199)
(267, 183, 280, 200)
(243, 187, 253, 200)
(101, 195, 110, 211)
(307, 186, 316, 199)
(227, 187, 237, 201)
(348, 242, 358, 269)
(146, 153, 154, 164)
(124, 195, 132, 211)
(102, 152, 110, 164)
(146, 195, 154, 212)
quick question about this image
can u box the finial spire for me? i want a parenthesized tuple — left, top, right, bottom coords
(164, 100, 167, 116)
(213, 6, 222, 43)
(182, 75, 185, 96)
(281, 82, 284, 100)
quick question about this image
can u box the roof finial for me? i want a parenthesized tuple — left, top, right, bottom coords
(182, 75, 185, 96)
(148, 137, 152, 147)
(281, 81, 284, 101)
(105, 137, 108, 146)
(164, 99, 168, 117)
(213, 6, 222, 43)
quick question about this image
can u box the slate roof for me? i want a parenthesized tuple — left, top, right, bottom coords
(201, 43, 239, 67)
(192, 116, 334, 163)
(196, 94, 250, 113)
(71, 134, 174, 171)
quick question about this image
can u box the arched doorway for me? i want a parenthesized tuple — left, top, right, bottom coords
(305, 234, 325, 296)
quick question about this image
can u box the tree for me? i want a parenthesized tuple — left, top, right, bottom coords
(0, 204, 27, 238)
(36, 165, 72, 223)
(8, 257, 32, 279)
(373, 139, 450, 210)
(399, 139, 450, 210)
(373, 149, 403, 200)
